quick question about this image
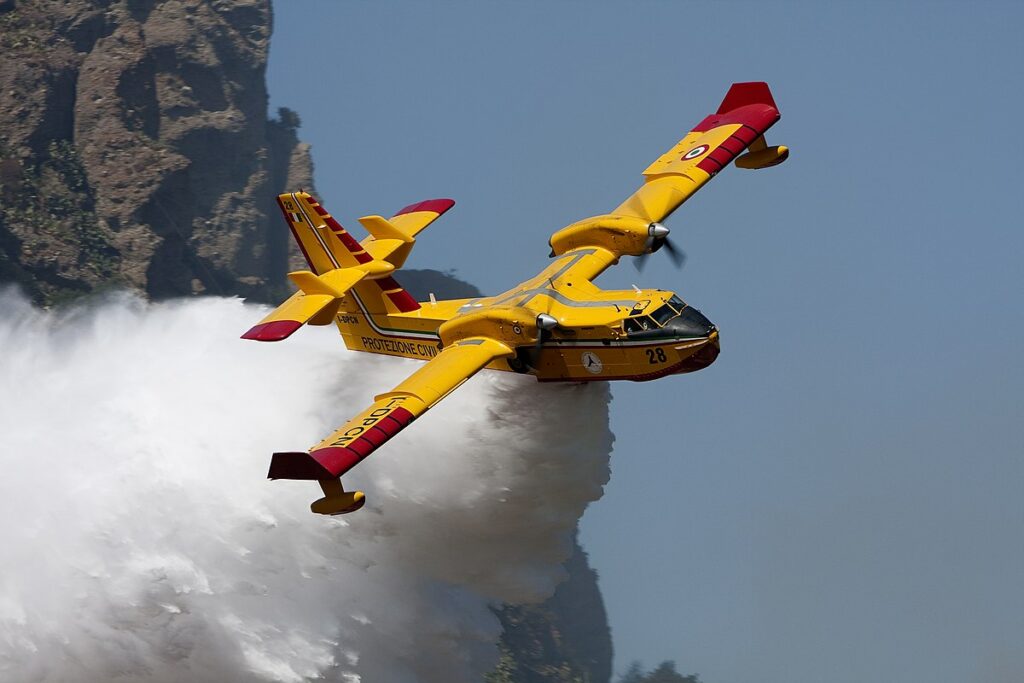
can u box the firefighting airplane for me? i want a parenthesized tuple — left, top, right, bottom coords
(243, 82, 787, 515)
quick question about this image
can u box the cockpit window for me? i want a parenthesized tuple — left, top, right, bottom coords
(650, 304, 677, 326)
(624, 316, 655, 334)
(668, 295, 685, 311)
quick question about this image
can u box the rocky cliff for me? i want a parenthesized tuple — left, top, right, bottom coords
(0, 0, 311, 303)
(0, 2, 614, 680)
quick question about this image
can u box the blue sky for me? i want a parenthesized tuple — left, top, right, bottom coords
(268, 3, 1024, 681)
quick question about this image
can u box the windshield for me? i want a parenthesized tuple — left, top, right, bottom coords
(650, 304, 678, 326)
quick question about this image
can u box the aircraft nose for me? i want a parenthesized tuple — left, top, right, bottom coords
(670, 306, 717, 339)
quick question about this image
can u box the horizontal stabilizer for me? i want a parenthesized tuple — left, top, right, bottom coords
(387, 198, 455, 238)
(241, 267, 369, 342)
(358, 215, 414, 243)
(242, 319, 304, 342)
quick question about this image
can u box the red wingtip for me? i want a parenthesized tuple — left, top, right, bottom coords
(241, 320, 302, 342)
(717, 82, 777, 114)
(395, 198, 455, 216)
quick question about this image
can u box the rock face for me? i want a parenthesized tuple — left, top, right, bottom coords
(0, 3, 615, 680)
(488, 537, 614, 683)
(0, 0, 311, 303)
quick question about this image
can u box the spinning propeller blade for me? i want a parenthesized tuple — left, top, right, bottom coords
(635, 222, 686, 271)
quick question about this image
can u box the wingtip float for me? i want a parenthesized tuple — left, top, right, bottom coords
(245, 82, 788, 516)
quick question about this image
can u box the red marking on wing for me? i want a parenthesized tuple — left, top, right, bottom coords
(691, 102, 779, 134)
(691, 82, 780, 134)
(695, 117, 768, 174)
(268, 408, 416, 479)
(241, 319, 302, 342)
(395, 198, 455, 216)
(686, 93, 780, 176)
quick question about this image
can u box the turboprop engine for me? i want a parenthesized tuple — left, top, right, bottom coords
(438, 306, 558, 350)
(548, 213, 662, 257)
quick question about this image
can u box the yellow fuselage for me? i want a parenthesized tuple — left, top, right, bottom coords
(334, 245, 719, 382)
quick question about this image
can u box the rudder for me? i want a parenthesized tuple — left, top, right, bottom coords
(277, 191, 372, 274)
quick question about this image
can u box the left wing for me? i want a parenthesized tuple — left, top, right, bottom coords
(269, 337, 513, 484)
(547, 82, 786, 267)
(614, 81, 787, 224)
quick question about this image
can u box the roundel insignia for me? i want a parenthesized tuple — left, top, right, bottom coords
(682, 144, 709, 161)
(581, 351, 603, 375)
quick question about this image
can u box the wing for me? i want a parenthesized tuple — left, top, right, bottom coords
(547, 82, 786, 265)
(614, 81, 786, 223)
(268, 337, 513, 481)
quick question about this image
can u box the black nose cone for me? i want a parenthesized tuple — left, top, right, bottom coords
(670, 306, 716, 338)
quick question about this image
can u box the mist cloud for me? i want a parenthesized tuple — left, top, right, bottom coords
(0, 291, 611, 682)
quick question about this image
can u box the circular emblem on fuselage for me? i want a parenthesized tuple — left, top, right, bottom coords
(682, 144, 709, 160)
(581, 351, 603, 375)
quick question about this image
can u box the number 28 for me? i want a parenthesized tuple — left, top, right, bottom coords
(646, 348, 667, 364)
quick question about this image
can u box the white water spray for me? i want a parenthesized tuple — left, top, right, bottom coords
(0, 291, 612, 682)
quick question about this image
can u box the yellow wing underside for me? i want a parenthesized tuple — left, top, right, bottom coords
(268, 337, 513, 481)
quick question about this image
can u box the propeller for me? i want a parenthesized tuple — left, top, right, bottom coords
(635, 222, 686, 271)
(520, 289, 559, 371)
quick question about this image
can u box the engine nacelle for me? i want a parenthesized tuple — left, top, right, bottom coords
(438, 306, 549, 349)
(548, 214, 654, 257)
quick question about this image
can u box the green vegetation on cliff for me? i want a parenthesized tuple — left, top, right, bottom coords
(618, 662, 702, 683)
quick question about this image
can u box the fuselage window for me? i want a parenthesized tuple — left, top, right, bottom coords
(624, 316, 655, 334)
(651, 304, 678, 326)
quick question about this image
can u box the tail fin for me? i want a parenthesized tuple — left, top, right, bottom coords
(268, 191, 456, 324)
(277, 192, 373, 274)
(350, 198, 456, 315)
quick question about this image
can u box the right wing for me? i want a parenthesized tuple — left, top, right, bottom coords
(614, 81, 786, 224)
(268, 337, 513, 481)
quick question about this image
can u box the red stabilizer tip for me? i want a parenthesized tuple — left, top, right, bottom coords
(241, 320, 302, 342)
(395, 198, 455, 216)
